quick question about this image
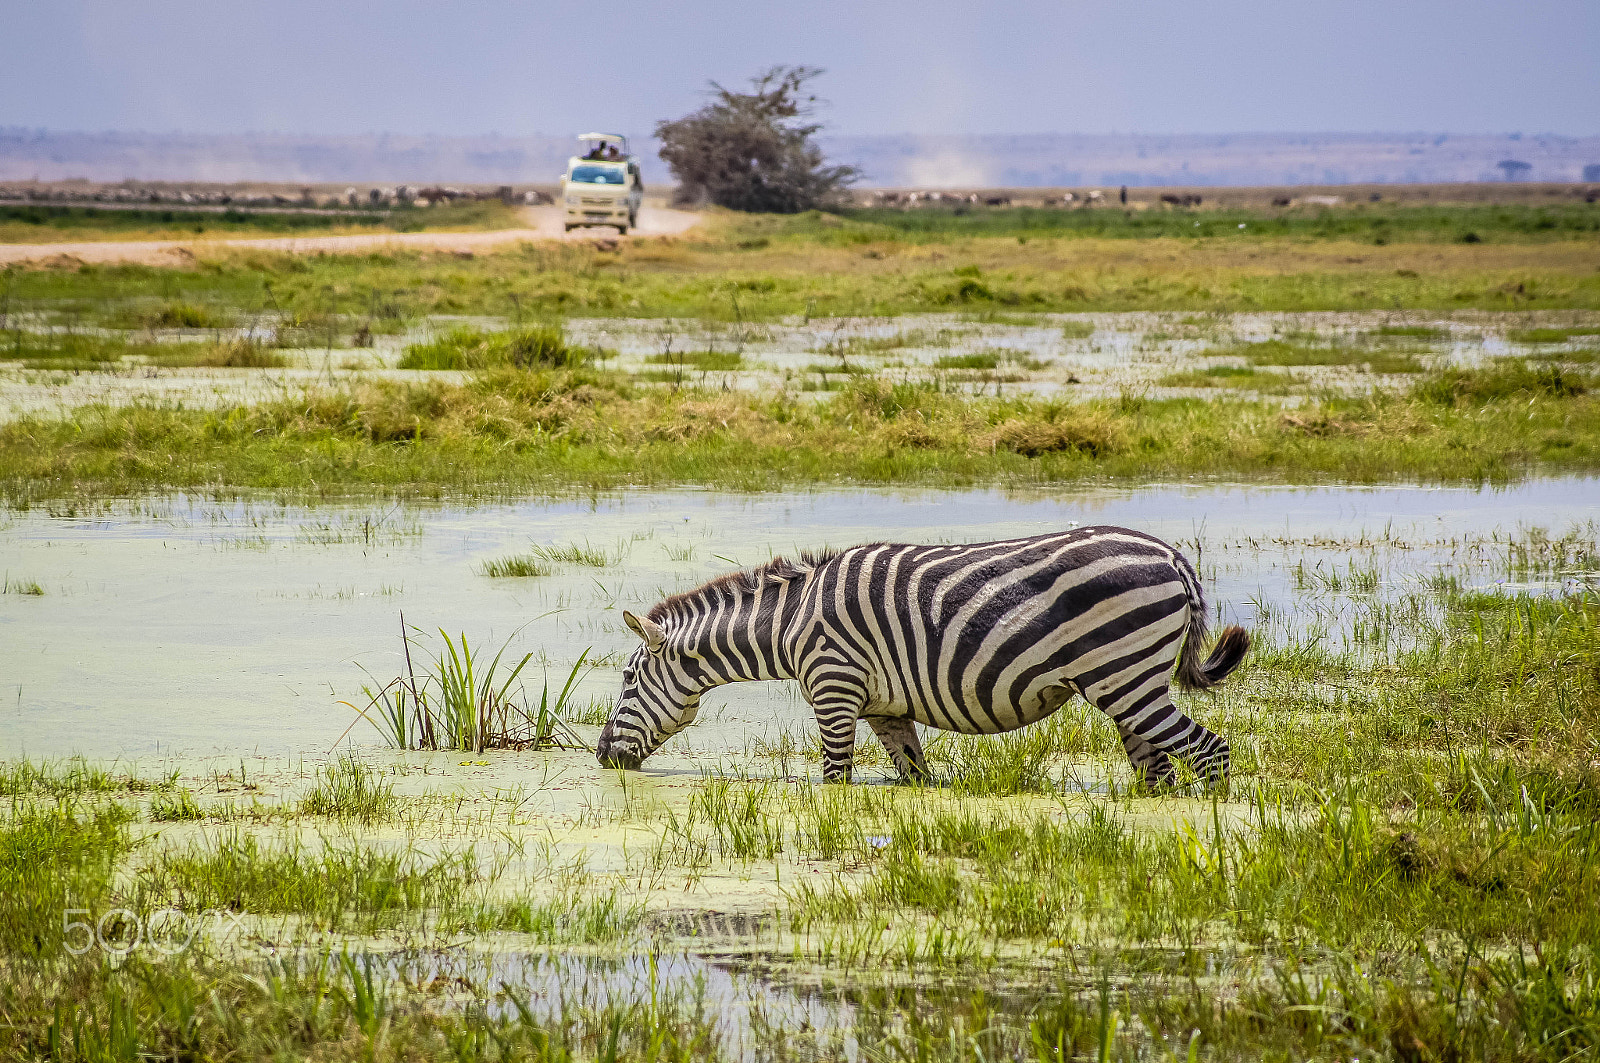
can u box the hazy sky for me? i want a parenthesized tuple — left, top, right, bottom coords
(4, 0, 1597, 138)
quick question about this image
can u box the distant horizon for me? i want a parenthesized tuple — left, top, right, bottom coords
(5, 127, 1597, 189)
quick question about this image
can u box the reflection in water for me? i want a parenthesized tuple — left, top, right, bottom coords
(2, 478, 1595, 757)
(276, 946, 859, 1062)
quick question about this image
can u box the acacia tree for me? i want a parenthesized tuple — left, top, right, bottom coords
(655, 66, 858, 213)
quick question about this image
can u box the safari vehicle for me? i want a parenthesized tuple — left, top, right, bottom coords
(562, 133, 644, 233)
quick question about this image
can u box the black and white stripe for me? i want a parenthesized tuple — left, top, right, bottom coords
(596, 525, 1249, 788)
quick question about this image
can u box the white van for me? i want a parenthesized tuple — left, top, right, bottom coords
(562, 133, 644, 234)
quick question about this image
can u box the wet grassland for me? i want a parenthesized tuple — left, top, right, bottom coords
(2, 198, 1600, 1059)
(1, 198, 1597, 502)
(3, 525, 1599, 1060)
(1, 329, 1597, 503)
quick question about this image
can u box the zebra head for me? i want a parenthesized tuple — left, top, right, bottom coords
(596, 610, 702, 770)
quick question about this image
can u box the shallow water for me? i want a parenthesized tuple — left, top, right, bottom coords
(2, 478, 1596, 759)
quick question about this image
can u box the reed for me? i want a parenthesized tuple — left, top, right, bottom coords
(344, 617, 592, 753)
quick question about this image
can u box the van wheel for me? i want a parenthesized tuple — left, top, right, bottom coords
(616, 224, 628, 235)
(564, 224, 576, 232)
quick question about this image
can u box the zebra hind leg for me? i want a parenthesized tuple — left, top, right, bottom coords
(1118, 728, 1177, 793)
(1107, 694, 1231, 794)
(866, 716, 930, 782)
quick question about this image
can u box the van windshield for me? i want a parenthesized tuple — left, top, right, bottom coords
(570, 165, 626, 185)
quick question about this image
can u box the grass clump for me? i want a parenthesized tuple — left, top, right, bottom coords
(478, 553, 553, 578)
(1159, 364, 1299, 390)
(350, 622, 590, 753)
(1237, 339, 1424, 373)
(0, 948, 758, 1062)
(529, 541, 621, 567)
(0, 330, 288, 370)
(1371, 324, 1448, 339)
(147, 788, 206, 821)
(933, 349, 1047, 371)
(398, 325, 588, 370)
(1511, 326, 1600, 343)
(988, 407, 1128, 457)
(2, 574, 44, 595)
(1411, 360, 1590, 405)
(144, 301, 227, 329)
(296, 757, 396, 824)
(642, 349, 745, 371)
(147, 337, 289, 368)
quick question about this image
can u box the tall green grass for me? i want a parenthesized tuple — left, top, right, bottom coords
(136, 831, 482, 931)
(5, 360, 1595, 502)
(0, 800, 132, 956)
(348, 621, 591, 753)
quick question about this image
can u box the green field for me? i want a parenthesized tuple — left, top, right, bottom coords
(0, 200, 522, 243)
(3, 198, 1599, 324)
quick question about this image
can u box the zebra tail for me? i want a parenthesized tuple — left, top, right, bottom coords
(1173, 553, 1252, 691)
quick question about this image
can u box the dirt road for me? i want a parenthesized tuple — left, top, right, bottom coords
(0, 204, 701, 267)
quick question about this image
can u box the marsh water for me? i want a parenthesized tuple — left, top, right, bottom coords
(3, 477, 1596, 759)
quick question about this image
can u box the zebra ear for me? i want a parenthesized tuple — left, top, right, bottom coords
(623, 610, 666, 653)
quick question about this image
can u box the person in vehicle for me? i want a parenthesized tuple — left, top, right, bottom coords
(584, 141, 608, 160)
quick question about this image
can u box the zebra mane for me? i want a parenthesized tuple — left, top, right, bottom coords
(646, 547, 844, 624)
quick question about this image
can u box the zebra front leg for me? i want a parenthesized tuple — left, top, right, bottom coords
(866, 716, 930, 782)
(810, 697, 865, 783)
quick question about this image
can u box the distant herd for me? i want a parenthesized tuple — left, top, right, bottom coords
(869, 188, 1205, 210)
(0, 184, 554, 211)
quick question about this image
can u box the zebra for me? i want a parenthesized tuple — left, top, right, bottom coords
(596, 525, 1250, 788)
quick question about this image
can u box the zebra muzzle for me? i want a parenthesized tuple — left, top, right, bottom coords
(595, 734, 642, 771)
